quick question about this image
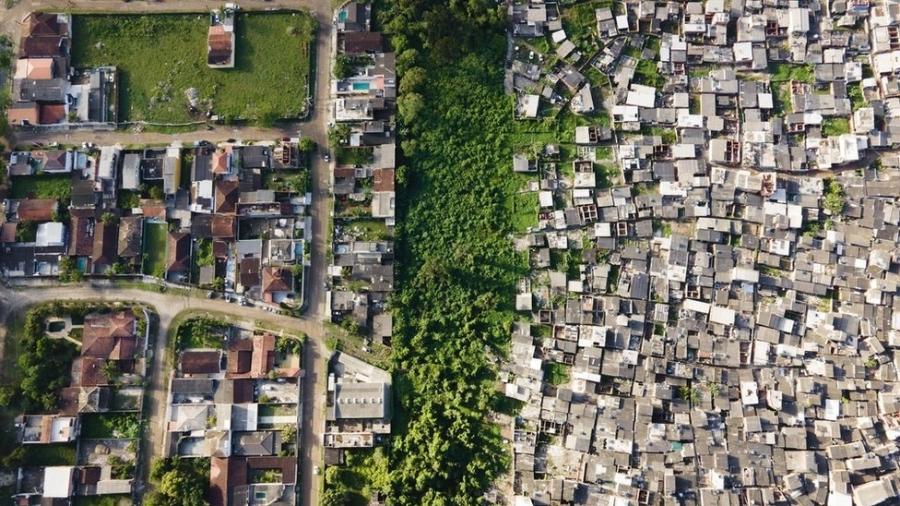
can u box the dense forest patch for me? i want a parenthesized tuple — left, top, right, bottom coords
(376, 0, 531, 503)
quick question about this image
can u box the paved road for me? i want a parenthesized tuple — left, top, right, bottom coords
(0, 282, 331, 505)
(1, 0, 336, 504)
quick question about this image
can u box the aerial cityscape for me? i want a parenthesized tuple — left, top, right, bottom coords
(0, 0, 898, 505)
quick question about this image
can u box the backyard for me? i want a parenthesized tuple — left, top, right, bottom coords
(175, 317, 229, 350)
(71, 11, 315, 125)
(142, 222, 167, 276)
(10, 175, 72, 200)
(80, 413, 141, 439)
(21, 444, 77, 466)
(342, 219, 390, 241)
(74, 495, 132, 506)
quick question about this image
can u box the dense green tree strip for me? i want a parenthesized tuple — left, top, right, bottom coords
(379, 0, 528, 503)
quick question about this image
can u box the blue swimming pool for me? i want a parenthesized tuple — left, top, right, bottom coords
(352, 82, 370, 91)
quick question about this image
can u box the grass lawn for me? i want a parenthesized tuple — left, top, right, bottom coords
(343, 218, 390, 241)
(772, 82, 792, 115)
(75, 495, 132, 506)
(81, 413, 141, 439)
(175, 317, 228, 350)
(263, 170, 308, 194)
(823, 117, 851, 137)
(770, 63, 814, 83)
(336, 147, 374, 166)
(142, 222, 168, 276)
(544, 362, 569, 385)
(849, 84, 866, 111)
(111, 391, 141, 411)
(71, 12, 315, 124)
(11, 175, 72, 199)
(508, 192, 538, 232)
(595, 163, 619, 188)
(325, 448, 389, 505)
(117, 190, 141, 209)
(258, 404, 297, 417)
(561, 2, 599, 49)
(634, 59, 664, 89)
(22, 444, 77, 466)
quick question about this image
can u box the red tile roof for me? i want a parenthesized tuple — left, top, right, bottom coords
(213, 240, 229, 259)
(343, 31, 383, 53)
(82, 311, 137, 360)
(208, 457, 230, 506)
(26, 13, 66, 37)
(16, 198, 57, 222)
(7, 102, 39, 126)
(19, 36, 65, 58)
(77, 357, 110, 387)
(141, 200, 167, 220)
(91, 220, 119, 266)
(250, 334, 276, 378)
(372, 168, 395, 192)
(69, 209, 96, 256)
(232, 378, 255, 403)
(180, 350, 222, 375)
(226, 339, 253, 376)
(211, 215, 235, 239)
(84, 310, 136, 340)
(239, 257, 260, 289)
(207, 25, 233, 66)
(214, 179, 239, 214)
(167, 232, 191, 273)
(261, 267, 292, 302)
(211, 150, 229, 174)
(0, 223, 17, 243)
(39, 103, 66, 124)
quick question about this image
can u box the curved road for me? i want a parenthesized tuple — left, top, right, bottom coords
(0, 282, 329, 506)
(1, 0, 336, 504)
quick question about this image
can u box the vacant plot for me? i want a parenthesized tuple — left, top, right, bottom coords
(142, 222, 167, 276)
(343, 219, 390, 241)
(71, 12, 315, 124)
(823, 117, 851, 137)
(11, 175, 72, 200)
(75, 495, 132, 506)
(22, 444, 77, 466)
(81, 412, 140, 439)
(508, 192, 538, 232)
(175, 317, 228, 350)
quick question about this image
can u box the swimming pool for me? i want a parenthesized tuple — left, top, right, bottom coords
(352, 82, 370, 91)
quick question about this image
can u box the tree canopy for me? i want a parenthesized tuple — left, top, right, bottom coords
(376, 0, 527, 502)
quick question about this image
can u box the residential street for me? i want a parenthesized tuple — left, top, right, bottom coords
(0, 0, 336, 504)
(0, 282, 329, 506)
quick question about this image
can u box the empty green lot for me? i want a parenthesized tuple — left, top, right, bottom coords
(71, 12, 315, 124)
(142, 222, 167, 276)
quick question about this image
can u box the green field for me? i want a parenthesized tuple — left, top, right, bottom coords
(142, 222, 168, 276)
(508, 192, 538, 232)
(175, 317, 228, 350)
(71, 12, 315, 124)
(544, 362, 570, 385)
(343, 219, 390, 241)
(81, 413, 141, 439)
(11, 175, 71, 199)
(823, 117, 851, 137)
(21, 444, 77, 466)
(75, 495, 132, 506)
